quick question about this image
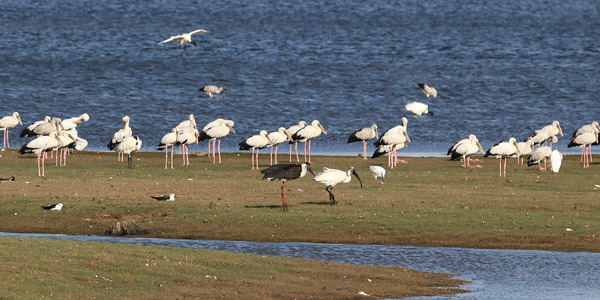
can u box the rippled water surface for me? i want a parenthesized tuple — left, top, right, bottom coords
(1, 1, 599, 155)
(2, 232, 599, 300)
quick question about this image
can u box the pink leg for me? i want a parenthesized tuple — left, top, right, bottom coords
(165, 147, 168, 169)
(499, 158, 502, 177)
(275, 145, 279, 164)
(308, 140, 312, 163)
(270, 146, 274, 166)
(208, 140, 211, 158)
(589, 144, 593, 163)
(218, 139, 222, 164)
(256, 148, 260, 169)
(37, 153, 41, 176)
(295, 142, 299, 162)
(212, 139, 217, 163)
(42, 152, 46, 177)
(289, 144, 292, 162)
(251, 149, 255, 169)
(503, 157, 507, 177)
(362, 141, 367, 160)
(303, 142, 307, 162)
(170, 146, 174, 169)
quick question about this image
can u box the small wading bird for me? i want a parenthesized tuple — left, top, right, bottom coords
(292, 120, 327, 164)
(418, 83, 437, 98)
(314, 167, 363, 205)
(485, 137, 521, 177)
(260, 163, 315, 211)
(447, 134, 484, 168)
(158, 29, 209, 56)
(199, 85, 226, 98)
(369, 165, 386, 183)
(41, 203, 63, 211)
(405, 102, 434, 116)
(239, 130, 273, 170)
(347, 124, 378, 160)
(0, 112, 23, 149)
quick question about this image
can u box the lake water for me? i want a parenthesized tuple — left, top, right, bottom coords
(1, 0, 599, 157)
(2, 232, 599, 300)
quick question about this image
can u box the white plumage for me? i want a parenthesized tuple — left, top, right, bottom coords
(568, 132, 598, 168)
(527, 146, 552, 171)
(405, 102, 433, 116)
(157, 128, 179, 169)
(158, 29, 209, 55)
(199, 118, 235, 164)
(20, 117, 63, 137)
(113, 135, 143, 168)
(292, 120, 327, 163)
(267, 127, 294, 165)
(418, 83, 437, 98)
(369, 165, 386, 183)
(0, 112, 23, 149)
(348, 124, 378, 160)
(200, 85, 226, 98)
(239, 130, 273, 170)
(447, 134, 484, 168)
(513, 140, 534, 165)
(286, 121, 307, 162)
(107, 116, 133, 162)
(525, 120, 564, 147)
(19, 132, 60, 176)
(485, 137, 521, 177)
(373, 118, 410, 168)
(61, 113, 90, 130)
(314, 167, 363, 205)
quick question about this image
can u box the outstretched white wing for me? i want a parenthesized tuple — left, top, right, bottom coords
(158, 35, 182, 44)
(189, 29, 209, 35)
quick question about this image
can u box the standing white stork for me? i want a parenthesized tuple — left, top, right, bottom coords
(19, 132, 60, 176)
(239, 130, 273, 170)
(175, 125, 199, 166)
(405, 102, 434, 116)
(267, 127, 294, 165)
(369, 165, 386, 183)
(513, 139, 535, 165)
(199, 85, 226, 98)
(485, 137, 521, 177)
(107, 116, 132, 162)
(571, 121, 600, 163)
(287, 121, 307, 162)
(374, 118, 411, 168)
(292, 120, 327, 163)
(372, 143, 406, 163)
(347, 124, 378, 160)
(568, 132, 598, 168)
(525, 120, 564, 147)
(418, 83, 437, 98)
(260, 163, 315, 211)
(527, 146, 552, 171)
(157, 128, 179, 169)
(112, 135, 143, 168)
(158, 29, 209, 56)
(0, 112, 23, 149)
(314, 167, 363, 205)
(20, 117, 63, 137)
(54, 129, 77, 166)
(198, 118, 236, 164)
(447, 134, 485, 168)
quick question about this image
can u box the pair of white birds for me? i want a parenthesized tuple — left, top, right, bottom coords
(405, 83, 437, 116)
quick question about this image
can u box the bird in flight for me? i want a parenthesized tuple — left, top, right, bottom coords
(158, 29, 209, 56)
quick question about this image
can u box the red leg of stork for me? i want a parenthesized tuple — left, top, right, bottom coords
(212, 139, 217, 163)
(270, 146, 274, 166)
(362, 141, 367, 160)
(503, 157, 507, 177)
(275, 145, 279, 164)
(165, 147, 169, 169)
(281, 180, 288, 211)
(308, 140, 312, 163)
(218, 139, 222, 164)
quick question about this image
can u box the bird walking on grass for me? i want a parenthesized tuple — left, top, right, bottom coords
(348, 124, 378, 160)
(0, 112, 23, 149)
(260, 163, 315, 211)
(314, 167, 363, 205)
(369, 165, 386, 183)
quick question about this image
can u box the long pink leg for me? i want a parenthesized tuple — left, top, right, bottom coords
(581, 147, 584, 162)
(362, 141, 367, 160)
(170, 146, 174, 169)
(308, 140, 312, 163)
(42, 152, 46, 177)
(504, 157, 507, 177)
(212, 139, 217, 163)
(303, 142, 307, 162)
(251, 149, 255, 169)
(289, 144, 292, 162)
(589, 144, 593, 163)
(218, 139, 222, 164)
(256, 148, 260, 169)
(295, 142, 299, 162)
(208, 140, 211, 158)
(270, 146, 274, 166)
(275, 145, 279, 164)
(63, 147, 67, 166)
(165, 147, 168, 169)
(499, 158, 502, 177)
(37, 153, 41, 176)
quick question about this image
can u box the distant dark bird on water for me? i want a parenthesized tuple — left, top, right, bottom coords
(42, 203, 63, 211)
(418, 83, 437, 98)
(0, 176, 16, 182)
(260, 163, 315, 211)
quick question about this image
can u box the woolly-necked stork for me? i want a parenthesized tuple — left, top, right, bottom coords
(19, 132, 60, 176)
(568, 132, 598, 168)
(405, 102, 434, 116)
(260, 163, 315, 211)
(418, 83, 437, 98)
(199, 85, 226, 98)
(239, 130, 273, 170)
(157, 128, 179, 169)
(0, 112, 22, 149)
(267, 127, 294, 165)
(447, 134, 484, 168)
(348, 124, 378, 160)
(287, 121, 307, 162)
(291, 120, 327, 163)
(199, 118, 235, 164)
(571, 122, 600, 164)
(107, 116, 132, 162)
(525, 120, 563, 147)
(485, 137, 521, 177)
(314, 167, 363, 205)
(158, 29, 209, 56)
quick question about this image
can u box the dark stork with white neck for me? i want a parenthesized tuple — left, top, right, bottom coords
(260, 163, 315, 211)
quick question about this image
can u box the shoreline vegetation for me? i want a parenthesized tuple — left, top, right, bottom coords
(2, 149, 599, 298)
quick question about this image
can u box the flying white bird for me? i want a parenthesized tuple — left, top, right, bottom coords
(158, 29, 209, 56)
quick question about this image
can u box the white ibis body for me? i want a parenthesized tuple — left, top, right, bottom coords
(369, 165, 386, 183)
(447, 134, 484, 168)
(239, 130, 273, 170)
(0, 112, 23, 149)
(405, 102, 434, 116)
(260, 163, 315, 211)
(199, 85, 225, 98)
(158, 29, 209, 56)
(485, 137, 521, 177)
(418, 83, 437, 98)
(113, 135, 142, 168)
(527, 146, 552, 171)
(287, 121, 307, 162)
(314, 167, 363, 205)
(199, 119, 235, 163)
(292, 120, 327, 163)
(267, 127, 294, 165)
(107, 116, 132, 162)
(157, 128, 179, 169)
(19, 132, 60, 176)
(568, 132, 598, 168)
(525, 121, 563, 147)
(348, 124, 378, 160)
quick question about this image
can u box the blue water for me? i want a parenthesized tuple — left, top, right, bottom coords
(1, 1, 599, 156)
(2, 232, 599, 300)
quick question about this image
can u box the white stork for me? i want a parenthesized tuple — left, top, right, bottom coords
(314, 167, 363, 205)
(107, 116, 132, 162)
(175, 125, 199, 166)
(347, 124, 378, 160)
(527, 146, 552, 171)
(61, 113, 90, 131)
(525, 120, 564, 147)
(267, 127, 294, 165)
(0, 112, 23, 149)
(286, 121, 307, 162)
(291, 120, 327, 163)
(112, 135, 143, 168)
(571, 122, 600, 163)
(485, 137, 521, 177)
(374, 118, 411, 168)
(157, 128, 179, 169)
(405, 102, 434, 116)
(260, 163, 315, 211)
(447, 134, 484, 168)
(20, 117, 63, 137)
(369, 165, 386, 183)
(418, 83, 437, 98)
(239, 130, 273, 170)
(19, 132, 60, 176)
(199, 85, 226, 98)
(568, 132, 598, 168)
(198, 118, 235, 164)
(158, 29, 209, 56)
